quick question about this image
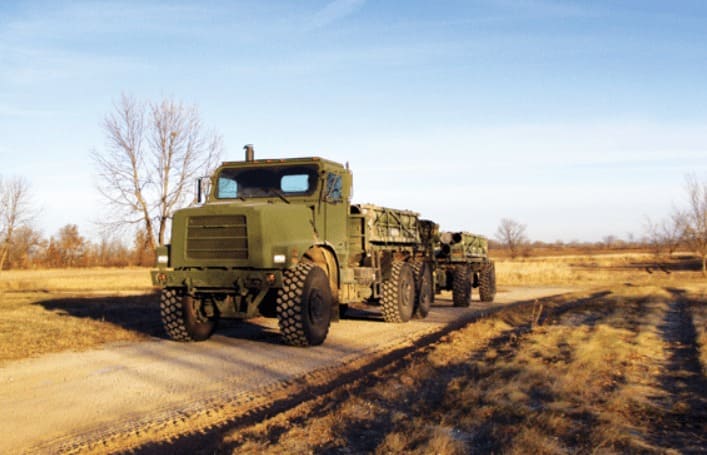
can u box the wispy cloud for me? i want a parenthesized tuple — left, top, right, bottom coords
(485, 0, 595, 19)
(0, 42, 152, 87)
(346, 121, 707, 173)
(307, 0, 366, 30)
(0, 104, 63, 118)
(0, 1, 209, 39)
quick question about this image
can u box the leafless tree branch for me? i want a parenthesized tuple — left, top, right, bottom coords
(677, 174, 707, 275)
(0, 176, 33, 270)
(93, 94, 223, 249)
(494, 218, 529, 259)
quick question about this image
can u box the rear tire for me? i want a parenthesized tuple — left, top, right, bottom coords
(381, 262, 416, 323)
(160, 288, 216, 341)
(277, 262, 332, 346)
(452, 265, 471, 307)
(479, 261, 497, 302)
(413, 262, 433, 319)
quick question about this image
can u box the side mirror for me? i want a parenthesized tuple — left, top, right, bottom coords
(196, 177, 211, 205)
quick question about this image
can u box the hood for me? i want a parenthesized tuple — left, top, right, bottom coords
(169, 201, 317, 269)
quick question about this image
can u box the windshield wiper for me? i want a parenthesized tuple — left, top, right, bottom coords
(267, 188, 291, 204)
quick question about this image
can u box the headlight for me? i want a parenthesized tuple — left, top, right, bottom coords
(273, 254, 287, 264)
(157, 255, 169, 264)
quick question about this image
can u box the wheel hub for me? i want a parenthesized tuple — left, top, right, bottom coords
(308, 289, 326, 325)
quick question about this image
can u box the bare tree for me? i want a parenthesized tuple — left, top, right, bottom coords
(678, 174, 707, 275)
(644, 215, 683, 261)
(495, 218, 529, 258)
(149, 98, 222, 245)
(0, 176, 33, 270)
(602, 235, 619, 249)
(92, 94, 222, 250)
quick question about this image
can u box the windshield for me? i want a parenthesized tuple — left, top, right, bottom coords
(216, 165, 319, 199)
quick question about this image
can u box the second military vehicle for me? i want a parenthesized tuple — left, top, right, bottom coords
(434, 231, 496, 306)
(152, 146, 434, 347)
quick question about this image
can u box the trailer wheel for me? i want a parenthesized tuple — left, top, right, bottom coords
(160, 288, 216, 341)
(413, 262, 433, 319)
(382, 262, 416, 323)
(277, 262, 332, 346)
(452, 265, 472, 307)
(479, 261, 497, 302)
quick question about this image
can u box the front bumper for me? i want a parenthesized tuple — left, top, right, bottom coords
(151, 268, 284, 292)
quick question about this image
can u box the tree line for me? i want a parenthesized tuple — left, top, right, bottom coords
(0, 220, 151, 269)
(493, 175, 707, 274)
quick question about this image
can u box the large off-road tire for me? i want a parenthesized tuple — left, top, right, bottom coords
(381, 262, 416, 323)
(479, 261, 497, 302)
(277, 262, 332, 346)
(413, 262, 433, 319)
(160, 288, 217, 341)
(452, 265, 472, 307)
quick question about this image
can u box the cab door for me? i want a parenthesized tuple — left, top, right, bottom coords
(322, 171, 348, 258)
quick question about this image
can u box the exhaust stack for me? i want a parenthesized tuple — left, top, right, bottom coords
(244, 144, 255, 161)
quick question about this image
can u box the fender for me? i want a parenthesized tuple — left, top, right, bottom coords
(303, 243, 341, 321)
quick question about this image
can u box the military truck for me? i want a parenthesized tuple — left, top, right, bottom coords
(152, 146, 434, 347)
(434, 231, 496, 306)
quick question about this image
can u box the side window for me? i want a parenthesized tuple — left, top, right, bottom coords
(217, 177, 238, 198)
(325, 173, 343, 203)
(281, 174, 309, 193)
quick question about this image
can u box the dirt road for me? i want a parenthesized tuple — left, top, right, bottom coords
(0, 287, 571, 453)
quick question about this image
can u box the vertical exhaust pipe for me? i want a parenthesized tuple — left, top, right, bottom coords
(244, 144, 254, 161)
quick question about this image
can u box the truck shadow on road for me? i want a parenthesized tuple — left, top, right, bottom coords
(37, 292, 166, 338)
(35, 293, 283, 344)
(35, 293, 428, 345)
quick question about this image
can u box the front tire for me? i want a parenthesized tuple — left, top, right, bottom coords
(452, 265, 472, 307)
(381, 262, 416, 323)
(479, 261, 497, 302)
(160, 288, 217, 341)
(277, 262, 332, 346)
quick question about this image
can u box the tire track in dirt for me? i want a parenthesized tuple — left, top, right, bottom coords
(650, 289, 707, 453)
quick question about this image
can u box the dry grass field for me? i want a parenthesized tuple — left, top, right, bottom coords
(0, 268, 155, 365)
(0, 267, 152, 293)
(0, 253, 705, 453)
(495, 252, 700, 286)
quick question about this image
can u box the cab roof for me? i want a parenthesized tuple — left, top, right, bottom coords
(220, 156, 345, 170)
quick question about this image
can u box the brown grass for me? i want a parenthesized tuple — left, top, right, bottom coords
(688, 289, 707, 376)
(495, 252, 701, 286)
(0, 268, 156, 365)
(216, 281, 706, 453)
(0, 291, 156, 365)
(0, 267, 153, 292)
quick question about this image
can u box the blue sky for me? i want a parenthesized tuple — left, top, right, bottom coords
(1, 0, 706, 242)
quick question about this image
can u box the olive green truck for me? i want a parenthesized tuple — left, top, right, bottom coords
(152, 147, 436, 346)
(434, 231, 496, 307)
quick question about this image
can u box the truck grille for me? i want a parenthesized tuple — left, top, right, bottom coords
(186, 215, 248, 260)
